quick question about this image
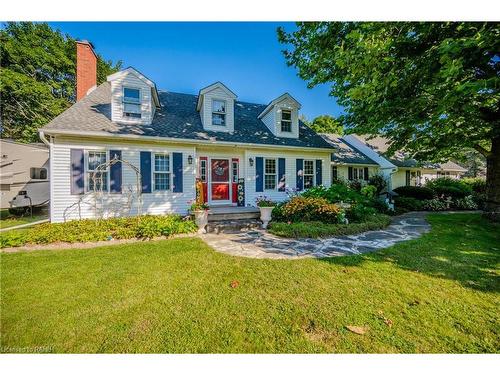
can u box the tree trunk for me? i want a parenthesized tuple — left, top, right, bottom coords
(484, 136, 500, 221)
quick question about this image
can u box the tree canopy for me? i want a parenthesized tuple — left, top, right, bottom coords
(0, 22, 122, 143)
(308, 114, 343, 134)
(278, 22, 499, 160)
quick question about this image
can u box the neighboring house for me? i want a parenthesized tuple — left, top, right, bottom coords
(39, 41, 336, 223)
(0, 139, 50, 210)
(342, 135, 466, 189)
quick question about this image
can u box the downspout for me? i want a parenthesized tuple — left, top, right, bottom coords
(39, 131, 53, 223)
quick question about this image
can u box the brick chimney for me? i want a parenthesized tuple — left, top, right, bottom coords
(76, 40, 97, 101)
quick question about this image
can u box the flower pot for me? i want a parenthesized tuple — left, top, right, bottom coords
(193, 210, 209, 234)
(259, 206, 274, 229)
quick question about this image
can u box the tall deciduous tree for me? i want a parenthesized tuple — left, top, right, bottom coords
(0, 22, 122, 143)
(278, 22, 500, 219)
(309, 115, 343, 134)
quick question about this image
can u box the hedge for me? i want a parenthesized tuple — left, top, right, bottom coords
(0, 215, 197, 248)
(393, 186, 434, 200)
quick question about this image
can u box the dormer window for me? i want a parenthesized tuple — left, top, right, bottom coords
(281, 110, 292, 132)
(123, 87, 141, 119)
(212, 99, 226, 126)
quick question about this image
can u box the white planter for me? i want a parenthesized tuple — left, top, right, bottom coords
(259, 206, 274, 229)
(193, 210, 209, 234)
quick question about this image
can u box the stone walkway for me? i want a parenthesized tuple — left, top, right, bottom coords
(201, 212, 430, 259)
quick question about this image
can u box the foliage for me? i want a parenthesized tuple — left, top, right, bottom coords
(0, 215, 196, 248)
(367, 174, 387, 195)
(307, 115, 343, 134)
(347, 180, 363, 192)
(278, 22, 500, 215)
(269, 214, 391, 238)
(189, 199, 209, 211)
(345, 203, 378, 222)
(255, 196, 276, 207)
(393, 186, 435, 200)
(360, 185, 377, 199)
(0, 22, 122, 143)
(301, 184, 362, 203)
(454, 196, 479, 210)
(278, 196, 342, 223)
(461, 177, 487, 194)
(422, 198, 453, 211)
(426, 177, 472, 199)
(394, 197, 424, 212)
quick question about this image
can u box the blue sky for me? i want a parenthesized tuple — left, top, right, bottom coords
(49, 22, 342, 120)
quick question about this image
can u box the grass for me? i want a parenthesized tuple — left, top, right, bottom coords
(0, 209, 47, 229)
(1, 213, 499, 353)
(269, 214, 391, 238)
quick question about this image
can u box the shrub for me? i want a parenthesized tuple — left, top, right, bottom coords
(422, 197, 452, 211)
(367, 174, 387, 195)
(394, 196, 424, 211)
(426, 177, 472, 198)
(393, 186, 434, 200)
(461, 177, 486, 194)
(0, 214, 197, 248)
(279, 196, 342, 223)
(361, 185, 377, 199)
(268, 214, 391, 238)
(347, 180, 363, 192)
(346, 203, 378, 222)
(302, 183, 366, 204)
(453, 195, 479, 210)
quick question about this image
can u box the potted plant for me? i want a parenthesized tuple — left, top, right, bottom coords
(189, 200, 210, 234)
(255, 196, 275, 229)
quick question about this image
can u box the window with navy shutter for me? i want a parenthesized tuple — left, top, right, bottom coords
(109, 150, 122, 193)
(296, 159, 304, 191)
(140, 151, 152, 193)
(172, 152, 183, 192)
(315, 159, 322, 186)
(70, 149, 85, 195)
(255, 157, 263, 192)
(278, 158, 286, 191)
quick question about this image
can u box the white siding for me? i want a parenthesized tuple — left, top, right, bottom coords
(331, 165, 379, 184)
(110, 72, 154, 125)
(244, 149, 331, 206)
(50, 137, 195, 223)
(200, 87, 235, 133)
(260, 97, 299, 139)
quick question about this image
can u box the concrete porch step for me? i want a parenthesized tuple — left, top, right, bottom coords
(208, 206, 260, 222)
(207, 219, 262, 234)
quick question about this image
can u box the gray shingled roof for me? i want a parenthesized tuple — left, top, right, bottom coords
(320, 134, 377, 165)
(42, 82, 333, 150)
(353, 135, 466, 171)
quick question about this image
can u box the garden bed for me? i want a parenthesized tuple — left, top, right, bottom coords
(269, 214, 391, 238)
(0, 214, 196, 249)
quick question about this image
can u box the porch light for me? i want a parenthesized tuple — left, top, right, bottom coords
(188, 155, 193, 165)
(249, 157, 254, 167)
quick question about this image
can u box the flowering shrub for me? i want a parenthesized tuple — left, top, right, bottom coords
(453, 195, 479, 210)
(255, 196, 275, 207)
(279, 196, 342, 223)
(422, 197, 453, 211)
(189, 199, 209, 211)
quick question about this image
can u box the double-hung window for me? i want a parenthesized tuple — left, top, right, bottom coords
(264, 158, 277, 190)
(212, 99, 226, 126)
(87, 151, 108, 192)
(199, 159, 207, 183)
(281, 110, 292, 132)
(154, 153, 170, 191)
(123, 87, 141, 118)
(304, 160, 314, 189)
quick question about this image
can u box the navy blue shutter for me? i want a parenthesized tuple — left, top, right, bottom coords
(348, 166, 353, 181)
(278, 158, 286, 191)
(315, 159, 322, 186)
(140, 151, 152, 193)
(296, 158, 304, 191)
(364, 167, 369, 181)
(70, 149, 84, 195)
(406, 170, 411, 186)
(109, 150, 122, 193)
(172, 152, 183, 192)
(255, 157, 263, 192)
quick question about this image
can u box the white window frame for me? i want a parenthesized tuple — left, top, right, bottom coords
(86, 150, 109, 192)
(153, 153, 171, 191)
(211, 99, 227, 126)
(280, 109, 292, 132)
(303, 159, 315, 189)
(264, 158, 277, 191)
(122, 86, 142, 119)
(331, 165, 338, 183)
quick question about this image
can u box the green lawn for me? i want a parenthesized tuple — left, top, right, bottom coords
(1, 213, 498, 353)
(0, 209, 47, 229)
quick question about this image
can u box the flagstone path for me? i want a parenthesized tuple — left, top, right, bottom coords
(201, 212, 430, 259)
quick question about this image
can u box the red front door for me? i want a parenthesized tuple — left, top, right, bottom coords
(210, 158, 230, 203)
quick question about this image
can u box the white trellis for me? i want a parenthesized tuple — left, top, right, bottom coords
(63, 155, 143, 222)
